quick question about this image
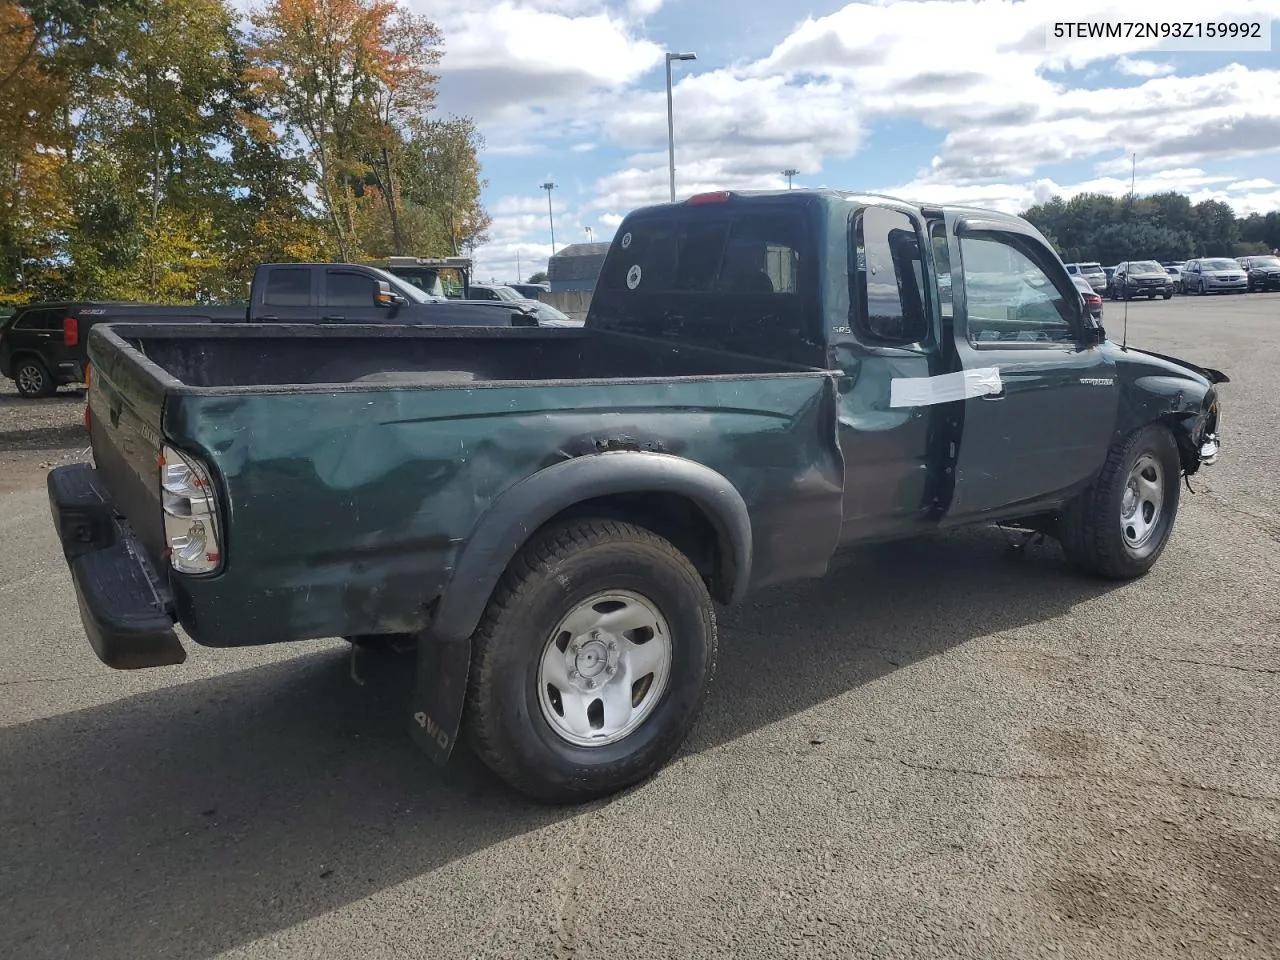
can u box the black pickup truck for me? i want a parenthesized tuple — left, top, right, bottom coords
(1, 265, 538, 398)
(47, 189, 1226, 803)
(243, 261, 527, 326)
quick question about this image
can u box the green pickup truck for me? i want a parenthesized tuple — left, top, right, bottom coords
(47, 189, 1226, 803)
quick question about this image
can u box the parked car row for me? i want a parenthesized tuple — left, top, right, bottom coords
(1066, 255, 1280, 299)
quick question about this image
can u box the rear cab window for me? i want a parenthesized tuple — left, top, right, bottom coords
(593, 200, 820, 363)
(264, 268, 311, 306)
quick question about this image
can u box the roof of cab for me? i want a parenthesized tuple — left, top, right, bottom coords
(620, 189, 1031, 229)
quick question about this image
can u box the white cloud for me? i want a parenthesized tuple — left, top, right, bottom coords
(425, 0, 664, 147)
(464, 0, 1280, 278)
(1115, 57, 1175, 77)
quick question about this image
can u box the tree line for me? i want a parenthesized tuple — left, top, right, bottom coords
(1, 0, 491, 305)
(1021, 191, 1280, 266)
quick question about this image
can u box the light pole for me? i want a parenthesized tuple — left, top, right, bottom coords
(540, 181, 557, 254)
(782, 168, 798, 189)
(585, 226, 593, 243)
(665, 51, 696, 202)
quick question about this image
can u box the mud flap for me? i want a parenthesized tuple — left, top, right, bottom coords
(408, 635, 472, 764)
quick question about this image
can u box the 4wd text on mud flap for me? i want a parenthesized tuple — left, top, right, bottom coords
(415, 712, 450, 751)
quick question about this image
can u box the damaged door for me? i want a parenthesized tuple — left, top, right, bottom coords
(944, 214, 1118, 521)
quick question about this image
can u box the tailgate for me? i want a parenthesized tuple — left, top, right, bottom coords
(85, 326, 170, 563)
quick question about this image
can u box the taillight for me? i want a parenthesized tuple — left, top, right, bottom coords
(63, 316, 78, 345)
(158, 444, 222, 574)
(686, 191, 731, 205)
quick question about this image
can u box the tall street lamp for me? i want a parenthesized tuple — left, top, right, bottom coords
(782, 168, 798, 189)
(585, 226, 593, 242)
(541, 181, 557, 254)
(665, 51, 696, 202)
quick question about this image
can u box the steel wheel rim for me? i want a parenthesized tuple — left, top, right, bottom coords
(1120, 453, 1164, 550)
(17, 364, 43, 394)
(536, 589, 673, 748)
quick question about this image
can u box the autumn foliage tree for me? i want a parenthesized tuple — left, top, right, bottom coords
(1, 0, 492, 302)
(246, 0, 444, 260)
(0, 1, 71, 298)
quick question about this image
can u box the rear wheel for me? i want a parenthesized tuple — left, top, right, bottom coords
(14, 358, 55, 398)
(465, 518, 716, 804)
(1060, 424, 1181, 580)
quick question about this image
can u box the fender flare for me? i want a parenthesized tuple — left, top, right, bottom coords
(408, 451, 754, 765)
(435, 450, 753, 644)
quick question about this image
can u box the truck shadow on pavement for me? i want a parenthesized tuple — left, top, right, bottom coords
(0, 527, 1121, 960)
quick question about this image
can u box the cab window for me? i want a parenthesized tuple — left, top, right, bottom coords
(960, 232, 1078, 346)
(850, 206, 930, 345)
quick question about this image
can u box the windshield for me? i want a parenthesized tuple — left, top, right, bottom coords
(1203, 259, 1239, 271)
(1251, 256, 1280, 268)
(1130, 261, 1163, 273)
(531, 302, 569, 320)
(365, 267, 436, 303)
(1071, 276, 1093, 293)
(385, 266, 445, 297)
(1078, 263, 1102, 271)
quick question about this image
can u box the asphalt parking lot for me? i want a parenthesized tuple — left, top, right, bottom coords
(1, 294, 1278, 960)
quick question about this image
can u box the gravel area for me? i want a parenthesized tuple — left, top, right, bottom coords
(0, 377, 90, 493)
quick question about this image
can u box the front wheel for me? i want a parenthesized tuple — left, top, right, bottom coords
(465, 518, 717, 804)
(1163, 291, 1172, 300)
(1059, 424, 1182, 579)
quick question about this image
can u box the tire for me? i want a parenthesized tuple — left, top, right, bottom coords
(1059, 424, 1182, 580)
(13, 358, 56, 398)
(1162, 291, 1172, 300)
(465, 518, 716, 804)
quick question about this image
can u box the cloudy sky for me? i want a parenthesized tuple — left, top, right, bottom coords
(420, 0, 1280, 280)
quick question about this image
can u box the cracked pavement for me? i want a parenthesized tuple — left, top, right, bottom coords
(1, 294, 1278, 959)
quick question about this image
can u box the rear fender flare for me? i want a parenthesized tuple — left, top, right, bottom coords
(438, 451, 752, 643)
(408, 451, 753, 765)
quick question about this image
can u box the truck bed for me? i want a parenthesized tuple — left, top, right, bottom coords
(116, 323, 808, 389)
(83, 322, 846, 650)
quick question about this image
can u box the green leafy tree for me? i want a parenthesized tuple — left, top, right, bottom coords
(399, 117, 492, 256)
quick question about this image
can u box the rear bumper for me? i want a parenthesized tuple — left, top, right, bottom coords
(47, 463, 185, 669)
(54, 359, 83, 384)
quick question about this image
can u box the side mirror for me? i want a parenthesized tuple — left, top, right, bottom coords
(511, 311, 538, 327)
(374, 280, 405, 307)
